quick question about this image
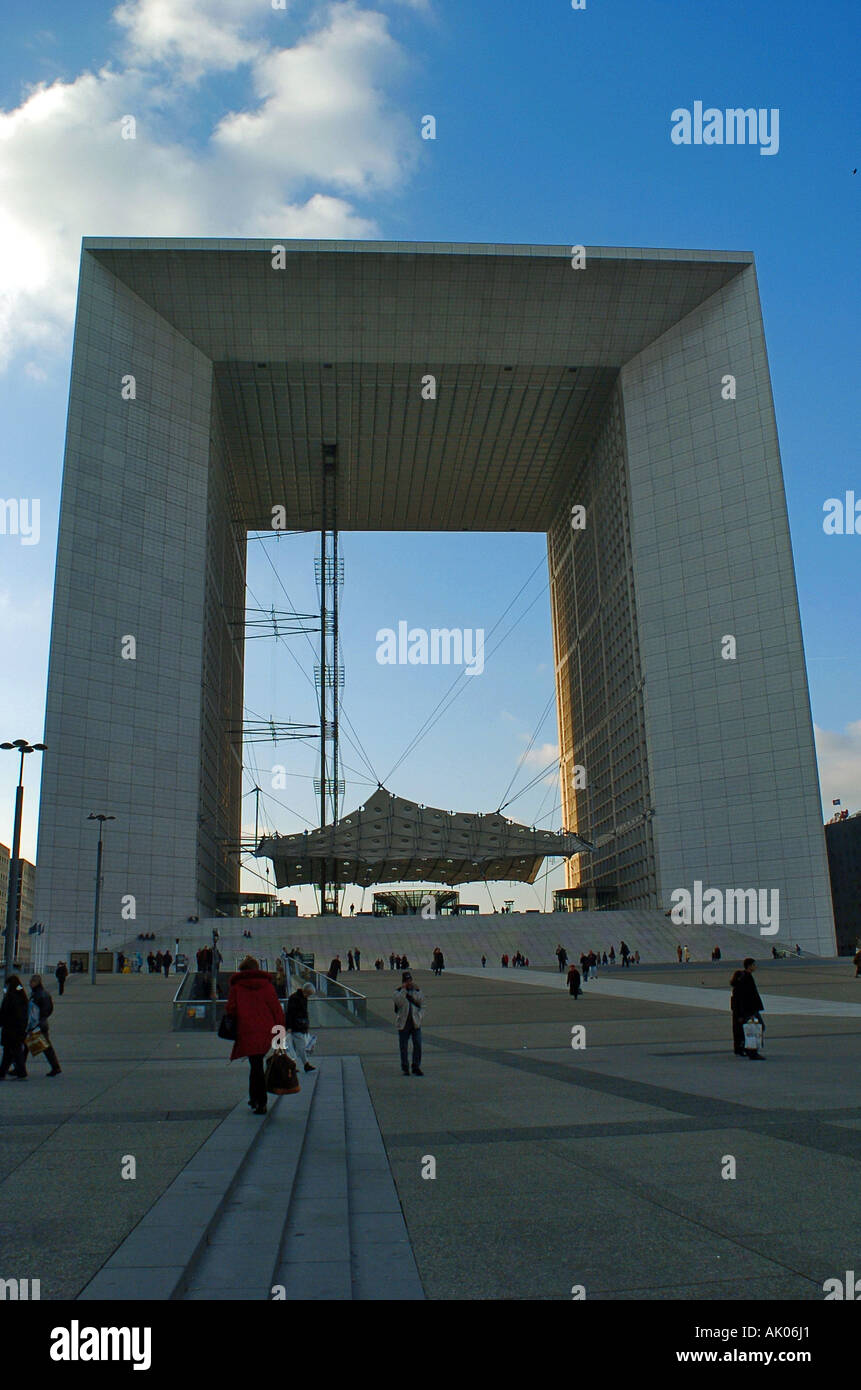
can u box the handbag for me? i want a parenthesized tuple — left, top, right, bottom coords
(742, 1019, 763, 1052)
(25, 1029, 49, 1056)
(217, 1012, 237, 1041)
(265, 1051, 301, 1095)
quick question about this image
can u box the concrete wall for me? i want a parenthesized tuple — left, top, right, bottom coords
(35, 251, 231, 962)
(620, 266, 834, 953)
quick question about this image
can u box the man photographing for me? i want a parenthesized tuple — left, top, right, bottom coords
(394, 971, 424, 1076)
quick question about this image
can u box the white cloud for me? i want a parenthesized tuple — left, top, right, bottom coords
(113, 0, 269, 78)
(520, 741, 560, 788)
(522, 741, 559, 770)
(815, 722, 861, 816)
(0, 0, 418, 371)
(213, 7, 410, 193)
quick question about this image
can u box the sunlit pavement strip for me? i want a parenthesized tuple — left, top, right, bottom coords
(448, 967, 861, 1018)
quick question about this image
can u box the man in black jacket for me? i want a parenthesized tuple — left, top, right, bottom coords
(731, 958, 765, 1060)
(285, 983, 316, 1072)
(0, 976, 29, 1078)
(29, 975, 62, 1076)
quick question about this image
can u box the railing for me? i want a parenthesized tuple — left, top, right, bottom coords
(171, 959, 366, 1030)
(283, 954, 367, 1025)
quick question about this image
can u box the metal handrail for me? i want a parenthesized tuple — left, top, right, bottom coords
(282, 953, 367, 1022)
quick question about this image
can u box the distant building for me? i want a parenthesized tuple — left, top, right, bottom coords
(0, 843, 37, 966)
(373, 888, 460, 917)
(824, 813, 861, 955)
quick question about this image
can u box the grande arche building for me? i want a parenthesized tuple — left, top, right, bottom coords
(34, 239, 836, 959)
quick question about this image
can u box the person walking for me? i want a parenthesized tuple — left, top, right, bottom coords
(683, 945, 690, 964)
(28, 975, 62, 1076)
(54, 961, 69, 996)
(224, 956, 285, 1114)
(162, 950, 173, 978)
(327, 955, 341, 981)
(394, 971, 424, 1076)
(0, 976, 29, 1079)
(481, 955, 487, 968)
(731, 958, 765, 1060)
(677, 944, 683, 964)
(347, 950, 355, 972)
(274, 958, 287, 998)
(609, 946, 615, 965)
(854, 948, 861, 978)
(566, 962, 581, 998)
(155, 950, 163, 973)
(389, 953, 395, 971)
(620, 940, 630, 968)
(354, 948, 361, 971)
(285, 982, 316, 1073)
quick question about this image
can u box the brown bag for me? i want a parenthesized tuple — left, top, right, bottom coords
(25, 1029, 49, 1056)
(265, 1051, 301, 1095)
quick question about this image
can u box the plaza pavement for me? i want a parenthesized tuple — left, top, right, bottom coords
(2, 959, 860, 1300)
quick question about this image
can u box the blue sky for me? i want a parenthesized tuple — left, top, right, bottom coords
(0, 0, 858, 913)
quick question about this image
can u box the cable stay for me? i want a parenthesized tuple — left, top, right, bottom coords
(495, 689, 557, 813)
(382, 558, 549, 785)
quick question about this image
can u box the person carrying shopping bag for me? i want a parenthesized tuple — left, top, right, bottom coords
(28, 975, 62, 1075)
(285, 982, 317, 1073)
(731, 958, 766, 1060)
(223, 956, 285, 1114)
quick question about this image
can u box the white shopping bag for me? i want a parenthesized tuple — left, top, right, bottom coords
(742, 1020, 763, 1052)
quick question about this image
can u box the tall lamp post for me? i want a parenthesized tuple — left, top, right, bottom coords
(88, 813, 115, 983)
(2, 739, 47, 975)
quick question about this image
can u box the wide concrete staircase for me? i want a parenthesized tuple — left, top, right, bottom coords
(78, 1058, 423, 1302)
(123, 909, 774, 974)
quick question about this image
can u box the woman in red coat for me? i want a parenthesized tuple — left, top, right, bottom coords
(225, 957, 284, 1114)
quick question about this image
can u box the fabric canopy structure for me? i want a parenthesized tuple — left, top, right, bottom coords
(256, 788, 593, 889)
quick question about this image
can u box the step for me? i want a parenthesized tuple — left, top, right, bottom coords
(343, 1056, 425, 1300)
(77, 1081, 307, 1301)
(79, 1057, 424, 1301)
(182, 1072, 318, 1300)
(271, 1060, 353, 1299)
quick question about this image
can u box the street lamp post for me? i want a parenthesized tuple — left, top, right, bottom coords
(88, 813, 115, 984)
(211, 927, 219, 1031)
(2, 739, 47, 975)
